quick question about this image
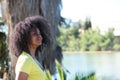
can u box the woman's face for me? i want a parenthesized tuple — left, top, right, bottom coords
(30, 27, 42, 48)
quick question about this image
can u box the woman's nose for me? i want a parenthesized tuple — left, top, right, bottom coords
(38, 34, 42, 39)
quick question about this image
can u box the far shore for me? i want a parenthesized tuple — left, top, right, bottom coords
(63, 50, 120, 54)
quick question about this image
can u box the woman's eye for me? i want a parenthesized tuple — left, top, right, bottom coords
(32, 33, 40, 36)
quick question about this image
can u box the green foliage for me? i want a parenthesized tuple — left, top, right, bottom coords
(46, 70, 52, 80)
(79, 29, 102, 51)
(57, 26, 80, 51)
(84, 17, 92, 30)
(0, 19, 4, 26)
(55, 59, 64, 80)
(113, 44, 120, 50)
(0, 32, 9, 73)
(46, 59, 95, 80)
(57, 26, 119, 51)
(45, 59, 65, 80)
(103, 28, 115, 50)
(75, 72, 95, 80)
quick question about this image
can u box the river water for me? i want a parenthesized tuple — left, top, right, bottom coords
(62, 52, 120, 80)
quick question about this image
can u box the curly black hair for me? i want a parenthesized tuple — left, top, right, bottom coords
(9, 15, 51, 57)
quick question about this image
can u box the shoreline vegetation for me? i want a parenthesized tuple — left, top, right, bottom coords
(63, 50, 120, 54)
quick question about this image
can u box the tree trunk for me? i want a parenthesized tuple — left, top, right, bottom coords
(1, 0, 62, 80)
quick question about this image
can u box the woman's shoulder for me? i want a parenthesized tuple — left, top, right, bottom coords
(20, 51, 31, 58)
(15, 52, 33, 75)
(17, 51, 32, 63)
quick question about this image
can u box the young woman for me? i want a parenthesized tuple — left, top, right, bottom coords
(9, 15, 51, 80)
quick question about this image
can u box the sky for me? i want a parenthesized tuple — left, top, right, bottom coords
(61, 0, 120, 35)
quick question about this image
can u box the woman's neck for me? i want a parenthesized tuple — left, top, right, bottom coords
(29, 46, 37, 57)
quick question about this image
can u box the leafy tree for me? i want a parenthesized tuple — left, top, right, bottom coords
(57, 17, 119, 52)
(84, 17, 92, 30)
(57, 27, 117, 51)
(79, 29, 102, 51)
(113, 44, 120, 50)
(59, 18, 73, 28)
(113, 36, 120, 50)
(57, 27, 69, 51)
(57, 26, 80, 51)
(79, 28, 115, 51)
(77, 20, 83, 29)
(101, 28, 115, 50)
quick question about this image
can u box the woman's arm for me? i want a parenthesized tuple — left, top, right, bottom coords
(17, 72, 28, 80)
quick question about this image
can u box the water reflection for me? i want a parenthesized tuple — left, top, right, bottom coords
(63, 52, 120, 80)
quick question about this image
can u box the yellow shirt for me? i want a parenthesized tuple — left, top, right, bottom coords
(15, 51, 46, 80)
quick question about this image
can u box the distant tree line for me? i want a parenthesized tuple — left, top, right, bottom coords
(57, 18, 120, 51)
